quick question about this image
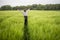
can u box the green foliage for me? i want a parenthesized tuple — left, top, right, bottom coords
(0, 5, 12, 10)
(0, 4, 60, 10)
(0, 10, 60, 40)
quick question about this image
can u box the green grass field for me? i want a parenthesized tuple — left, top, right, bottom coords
(0, 10, 60, 40)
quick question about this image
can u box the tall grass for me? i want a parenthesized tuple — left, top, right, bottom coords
(0, 10, 60, 40)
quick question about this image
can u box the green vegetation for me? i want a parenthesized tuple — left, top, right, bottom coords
(0, 4, 60, 10)
(0, 10, 60, 40)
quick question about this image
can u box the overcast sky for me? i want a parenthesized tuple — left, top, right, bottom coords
(0, 0, 60, 6)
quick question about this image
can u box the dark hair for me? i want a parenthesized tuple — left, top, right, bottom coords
(24, 10, 26, 12)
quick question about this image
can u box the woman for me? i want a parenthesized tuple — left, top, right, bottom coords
(23, 9, 28, 25)
(23, 9, 30, 40)
(23, 9, 30, 25)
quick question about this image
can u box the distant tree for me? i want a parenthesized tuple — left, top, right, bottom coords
(12, 6, 27, 10)
(0, 7, 1, 10)
(36, 4, 45, 10)
(55, 4, 60, 10)
(31, 4, 37, 10)
(19, 6, 27, 10)
(12, 6, 20, 10)
(26, 5, 31, 9)
(1, 5, 12, 10)
(0, 4, 60, 10)
(44, 4, 60, 10)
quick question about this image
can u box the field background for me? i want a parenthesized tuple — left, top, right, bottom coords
(0, 10, 60, 40)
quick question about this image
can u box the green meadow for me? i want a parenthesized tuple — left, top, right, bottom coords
(0, 10, 60, 40)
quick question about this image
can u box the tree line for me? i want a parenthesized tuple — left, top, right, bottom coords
(0, 4, 60, 10)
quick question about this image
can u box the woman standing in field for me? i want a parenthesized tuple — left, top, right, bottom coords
(21, 9, 30, 24)
(23, 9, 28, 25)
(18, 9, 30, 24)
(23, 9, 30, 40)
(19, 9, 30, 40)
